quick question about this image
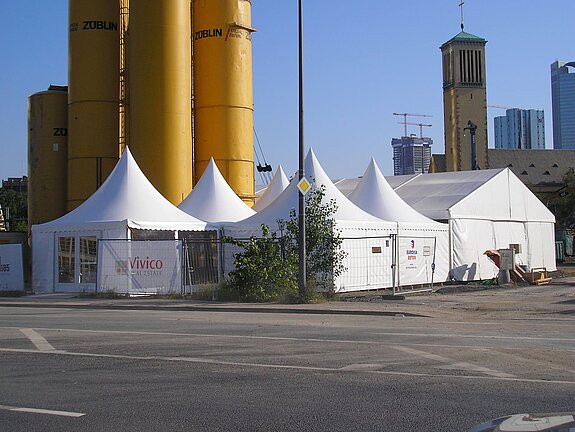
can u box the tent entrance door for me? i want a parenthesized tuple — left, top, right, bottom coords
(55, 234, 98, 293)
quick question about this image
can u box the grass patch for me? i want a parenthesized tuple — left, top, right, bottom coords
(0, 290, 27, 297)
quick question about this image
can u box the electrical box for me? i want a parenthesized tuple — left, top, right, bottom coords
(499, 248, 515, 270)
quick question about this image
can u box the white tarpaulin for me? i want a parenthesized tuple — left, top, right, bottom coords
(97, 240, 182, 294)
(32, 147, 206, 293)
(0, 244, 24, 291)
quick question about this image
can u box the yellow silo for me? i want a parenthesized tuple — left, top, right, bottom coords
(193, 0, 256, 205)
(128, 0, 192, 205)
(28, 86, 69, 226)
(68, 0, 120, 210)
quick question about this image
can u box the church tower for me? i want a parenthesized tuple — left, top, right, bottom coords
(440, 14, 488, 171)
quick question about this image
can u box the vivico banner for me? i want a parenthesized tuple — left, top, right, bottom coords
(0, 244, 24, 291)
(97, 240, 182, 294)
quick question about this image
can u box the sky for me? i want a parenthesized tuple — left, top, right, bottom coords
(1, 0, 574, 184)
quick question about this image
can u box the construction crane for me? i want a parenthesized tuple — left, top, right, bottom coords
(398, 122, 432, 138)
(393, 112, 433, 137)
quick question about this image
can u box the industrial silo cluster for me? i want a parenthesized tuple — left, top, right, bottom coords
(28, 0, 255, 227)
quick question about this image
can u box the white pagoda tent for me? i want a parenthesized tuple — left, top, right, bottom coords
(32, 147, 207, 293)
(389, 169, 556, 280)
(179, 158, 255, 223)
(218, 149, 397, 292)
(349, 159, 450, 285)
(253, 166, 290, 212)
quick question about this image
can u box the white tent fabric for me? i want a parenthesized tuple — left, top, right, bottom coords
(391, 168, 556, 280)
(349, 159, 450, 285)
(253, 165, 290, 211)
(216, 149, 397, 292)
(179, 158, 255, 222)
(32, 147, 207, 293)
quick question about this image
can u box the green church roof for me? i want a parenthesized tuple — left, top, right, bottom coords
(441, 31, 486, 48)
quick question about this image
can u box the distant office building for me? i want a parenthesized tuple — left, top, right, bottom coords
(494, 109, 545, 149)
(391, 136, 432, 175)
(441, 30, 488, 171)
(551, 61, 575, 149)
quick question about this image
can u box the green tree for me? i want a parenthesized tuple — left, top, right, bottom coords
(224, 185, 347, 303)
(545, 167, 575, 228)
(224, 224, 297, 302)
(282, 185, 347, 296)
(0, 189, 27, 232)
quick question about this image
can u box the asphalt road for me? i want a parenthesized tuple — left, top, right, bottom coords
(0, 306, 574, 431)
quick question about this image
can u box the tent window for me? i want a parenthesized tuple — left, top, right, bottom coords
(543, 171, 551, 175)
(130, 229, 174, 240)
(521, 170, 528, 175)
(79, 236, 97, 283)
(58, 237, 75, 283)
(552, 163, 559, 167)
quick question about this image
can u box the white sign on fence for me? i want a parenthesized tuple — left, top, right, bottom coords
(97, 240, 182, 294)
(397, 236, 437, 286)
(0, 244, 24, 291)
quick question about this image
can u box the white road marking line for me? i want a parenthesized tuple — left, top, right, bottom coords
(373, 332, 575, 342)
(1, 347, 574, 386)
(473, 347, 575, 375)
(390, 345, 516, 378)
(2, 326, 574, 350)
(19, 328, 57, 352)
(0, 404, 85, 417)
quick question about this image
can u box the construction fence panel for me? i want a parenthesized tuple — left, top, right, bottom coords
(181, 236, 221, 291)
(97, 239, 183, 295)
(396, 235, 437, 287)
(337, 236, 394, 292)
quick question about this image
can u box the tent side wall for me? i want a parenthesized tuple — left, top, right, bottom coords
(437, 169, 556, 281)
(32, 230, 55, 293)
(32, 223, 127, 293)
(525, 222, 557, 272)
(450, 218, 556, 281)
(450, 219, 498, 281)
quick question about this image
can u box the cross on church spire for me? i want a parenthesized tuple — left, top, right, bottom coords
(459, 1, 465, 31)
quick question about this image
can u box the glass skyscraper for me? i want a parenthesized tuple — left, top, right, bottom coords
(551, 61, 575, 149)
(494, 108, 545, 149)
(391, 136, 432, 175)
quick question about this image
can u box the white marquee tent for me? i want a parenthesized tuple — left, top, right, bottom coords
(253, 166, 290, 212)
(218, 149, 398, 292)
(385, 168, 556, 281)
(179, 158, 255, 223)
(349, 159, 450, 285)
(32, 147, 207, 293)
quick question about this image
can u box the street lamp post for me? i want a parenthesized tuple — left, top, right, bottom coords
(464, 120, 478, 170)
(298, 0, 306, 300)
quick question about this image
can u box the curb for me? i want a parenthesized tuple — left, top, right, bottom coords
(0, 301, 426, 318)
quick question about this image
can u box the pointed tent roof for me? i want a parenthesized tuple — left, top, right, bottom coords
(349, 159, 439, 224)
(37, 147, 206, 231)
(178, 158, 255, 222)
(220, 149, 393, 231)
(253, 165, 290, 211)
